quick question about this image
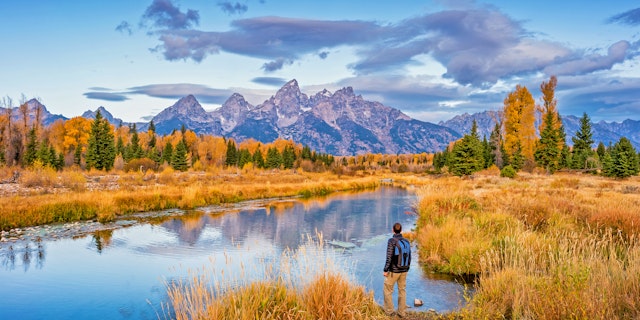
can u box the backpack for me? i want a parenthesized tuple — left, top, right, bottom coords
(394, 237, 411, 268)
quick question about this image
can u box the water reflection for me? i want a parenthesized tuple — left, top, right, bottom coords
(0, 238, 46, 271)
(0, 187, 466, 319)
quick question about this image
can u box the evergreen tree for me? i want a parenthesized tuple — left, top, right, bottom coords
(252, 147, 265, 168)
(482, 136, 493, 168)
(23, 127, 38, 166)
(148, 120, 156, 149)
(116, 136, 125, 156)
(225, 140, 238, 167)
(282, 145, 296, 169)
(603, 137, 639, 178)
(237, 148, 252, 168)
(596, 142, 606, 162)
(171, 140, 188, 171)
(125, 124, 142, 161)
(534, 110, 562, 173)
(301, 145, 312, 160)
(86, 111, 116, 170)
(265, 147, 282, 169)
(162, 142, 173, 165)
(571, 113, 595, 169)
(449, 126, 485, 176)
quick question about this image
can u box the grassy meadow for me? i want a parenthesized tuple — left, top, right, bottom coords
(415, 171, 640, 319)
(2, 165, 640, 319)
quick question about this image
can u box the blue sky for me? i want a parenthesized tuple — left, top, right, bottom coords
(2, 0, 640, 123)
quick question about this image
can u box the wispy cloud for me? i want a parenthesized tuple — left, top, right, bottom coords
(127, 83, 232, 104)
(607, 7, 640, 26)
(218, 1, 248, 15)
(251, 77, 288, 86)
(115, 21, 133, 35)
(84, 91, 129, 102)
(141, 0, 199, 30)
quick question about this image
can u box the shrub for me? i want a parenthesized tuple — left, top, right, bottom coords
(500, 165, 517, 178)
(123, 158, 158, 172)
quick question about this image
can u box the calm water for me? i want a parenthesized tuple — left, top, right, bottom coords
(0, 187, 465, 319)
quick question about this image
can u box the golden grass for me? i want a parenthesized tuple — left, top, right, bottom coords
(165, 238, 386, 320)
(414, 173, 640, 319)
(0, 170, 392, 230)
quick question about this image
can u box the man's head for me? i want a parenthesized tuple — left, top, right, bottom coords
(393, 222, 402, 234)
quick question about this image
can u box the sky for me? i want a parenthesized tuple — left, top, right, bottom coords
(2, 0, 640, 124)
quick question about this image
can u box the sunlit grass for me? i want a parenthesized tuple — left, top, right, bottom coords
(164, 237, 386, 320)
(0, 170, 395, 230)
(414, 173, 640, 319)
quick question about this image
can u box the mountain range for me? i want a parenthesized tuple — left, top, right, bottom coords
(3, 80, 639, 154)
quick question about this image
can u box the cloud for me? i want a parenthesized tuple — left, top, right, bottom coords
(127, 83, 232, 104)
(115, 21, 133, 35)
(560, 76, 640, 121)
(142, 3, 638, 88)
(218, 1, 248, 15)
(262, 58, 292, 72)
(142, 0, 199, 30)
(607, 7, 640, 26)
(251, 77, 288, 86)
(84, 91, 129, 102)
(152, 16, 382, 62)
(544, 41, 632, 76)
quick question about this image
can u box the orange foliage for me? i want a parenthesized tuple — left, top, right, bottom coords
(503, 85, 536, 162)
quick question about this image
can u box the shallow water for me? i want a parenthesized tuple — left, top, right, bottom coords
(0, 187, 465, 319)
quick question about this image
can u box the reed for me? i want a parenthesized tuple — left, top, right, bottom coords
(165, 237, 386, 320)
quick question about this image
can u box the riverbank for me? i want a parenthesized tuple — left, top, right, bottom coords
(0, 168, 397, 231)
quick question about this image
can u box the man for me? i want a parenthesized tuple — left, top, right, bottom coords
(383, 222, 411, 317)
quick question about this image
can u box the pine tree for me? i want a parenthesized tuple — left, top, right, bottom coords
(571, 113, 595, 170)
(237, 148, 252, 168)
(148, 120, 156, 149)
(252, 147, 265, 168)
(86, 111, 116, 170)
(162, 142, 173, 165)
(23, 127, 38, 166)
(125, 124, 142, 161)
(171, 140, 188, 171)
(449, 124, 485, 176)
(603, 137, 639, 178)
(534, 110, 562, 173)
(225, 140, 238, 167)
(265, 147, 282, 169)
(282, 145, 296, 169)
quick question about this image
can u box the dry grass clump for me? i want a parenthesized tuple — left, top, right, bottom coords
(415, 174, 640, 319)
(166, 239, 385, 320)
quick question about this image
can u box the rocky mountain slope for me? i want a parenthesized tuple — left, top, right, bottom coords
(147, 79, 461, 155)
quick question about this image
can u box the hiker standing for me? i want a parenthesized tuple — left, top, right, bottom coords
(383, 222, 411, 317)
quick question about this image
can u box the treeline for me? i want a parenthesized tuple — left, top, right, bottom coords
(433, 76, 640, 178)
(0, 104, 341, 172)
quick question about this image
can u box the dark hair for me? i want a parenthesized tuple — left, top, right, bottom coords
(393, 222, 402, 234)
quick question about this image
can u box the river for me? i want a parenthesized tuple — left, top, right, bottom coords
(0, 187, 465, 319)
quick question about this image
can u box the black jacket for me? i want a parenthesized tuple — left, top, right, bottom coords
(383, 233, 410, 273)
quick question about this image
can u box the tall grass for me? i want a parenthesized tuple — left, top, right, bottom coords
(165, 237, 385, 320)
(415, 174, 640, 319)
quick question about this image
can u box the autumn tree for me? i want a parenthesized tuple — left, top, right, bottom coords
(63, 117, 92, 166)
(503, 85, 536, 170)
